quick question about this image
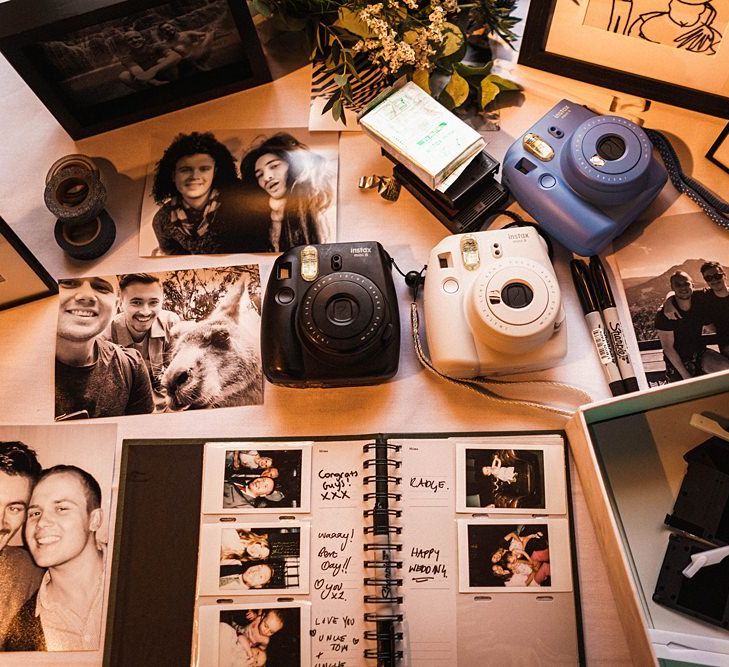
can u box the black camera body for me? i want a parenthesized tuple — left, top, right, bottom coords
(261, 242, 400, 387)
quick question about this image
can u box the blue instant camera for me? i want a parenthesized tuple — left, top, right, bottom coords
(502, 100, 667, 256)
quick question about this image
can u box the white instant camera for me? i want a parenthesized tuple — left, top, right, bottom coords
(423, 228, 567, 377)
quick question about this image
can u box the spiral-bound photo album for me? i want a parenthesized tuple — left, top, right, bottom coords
(106, 433, 584, 666)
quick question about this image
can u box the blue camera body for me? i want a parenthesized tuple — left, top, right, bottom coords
(502, 100, 667, 256)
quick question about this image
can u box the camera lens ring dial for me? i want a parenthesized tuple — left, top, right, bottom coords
(466, 257, 562, 355)
(563, 114, 653, 205)
(299, 272, 386, 354)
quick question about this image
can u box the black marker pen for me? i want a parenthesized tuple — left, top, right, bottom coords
(589, 255, 639, 393)
(570, 259, 626, 397)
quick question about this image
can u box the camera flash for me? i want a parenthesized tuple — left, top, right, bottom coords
(523, 133, 554, 162)
(300, 245, 319, 282)
(460, 235, 480, 271)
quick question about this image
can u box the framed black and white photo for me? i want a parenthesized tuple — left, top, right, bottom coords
(707, 122, 729, 174)
(54, 265, 263, 420)
(0, 0, 271, 139)
(202, 442, 313, 514)
(457, 518, 573, 593)
(198, 522, 310, 595)
(0, 216, 57, 312)
(197, 602, 310, 667)
(520, 1, 729, 118)
(455, 439, 567, 514)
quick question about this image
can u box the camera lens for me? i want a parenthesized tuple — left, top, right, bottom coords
(501, 282, 533, 309)
(596, 134, 626, 161)
(299, 272, 386, 354)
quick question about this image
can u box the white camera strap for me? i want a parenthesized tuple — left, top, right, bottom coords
(409, 302, 593, 418)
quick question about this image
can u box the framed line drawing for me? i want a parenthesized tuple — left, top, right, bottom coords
(0, 216, 58, 312)
(707, 121, 729, 174)
(0, 0, 271, 139)
(519, 0, 729, 119)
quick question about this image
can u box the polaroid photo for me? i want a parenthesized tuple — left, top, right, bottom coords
(457, 518, 573, 593)
(0, 423, 117, 653)
(202, 442, 312, 514)
(198, 601, 311, 667)
(54, 265, 263, 420)
(198, 522, 310, 596)
(455, 439, 567, 514)
(613, 212, 729, 388)
(138, 128, 339, 257)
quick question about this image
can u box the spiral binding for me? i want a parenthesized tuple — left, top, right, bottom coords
(362, 436, 403, 665)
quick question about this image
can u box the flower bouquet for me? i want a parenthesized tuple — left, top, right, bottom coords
(251, 0, 521, 123)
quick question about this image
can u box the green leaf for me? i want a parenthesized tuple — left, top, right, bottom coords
(441, 71, 469, 108)
(479, 79, 501, 109)
(332, 98, 344, 122)
(412, 68, 431, 95)
(334, 73, 348, 87)
(484, 74, 522, 91)
(441, 23, 464, 56)
(250, 0, 273, 19)
(322, 94, 338, 114)
(334, 7, 373, 39)
(453, 61, 493, 80)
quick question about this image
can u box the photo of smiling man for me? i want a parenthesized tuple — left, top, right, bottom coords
(3, 465, 105, 651)
(106, 273, 180, 410)
(138, 128, 338, 256)
(55, 275, 154, 420)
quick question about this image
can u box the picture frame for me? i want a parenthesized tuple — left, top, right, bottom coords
(519, 1, 729, 119)
(707, 121, 729, 174)
(0, 0, 271, 139)
(0, 215, 58, 311)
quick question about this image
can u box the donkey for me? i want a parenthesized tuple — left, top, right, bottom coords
(162, 274, 263, 410)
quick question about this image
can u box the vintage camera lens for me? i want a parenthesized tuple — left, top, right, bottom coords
(299, 272, 386, 355)
(596, 134, 626, 161)
(501, 282, 533, 309)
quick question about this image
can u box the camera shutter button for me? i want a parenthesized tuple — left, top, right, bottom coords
(275, 287, 295, 305)
(443, 278, 459, 294)
(539, 174, 556, 189)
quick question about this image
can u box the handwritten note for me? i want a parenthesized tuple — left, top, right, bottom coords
(311, 612, 362, 667)
(399, 441, 454, 506)
(408, 546, 448, 583)
(318, 468, 359, 503)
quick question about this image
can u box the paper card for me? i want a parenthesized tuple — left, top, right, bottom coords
(454, 437, 567, 514)
(312, 441, 364, 510)
(395, 439, 454, 507)
(198, 521, 310, 596)
(400, 506, 456, 590)
(401, 588, 457, 664)
(197, 601, 311, 667)
(457, 518, 573, 593)
(202, 442, 312, 514)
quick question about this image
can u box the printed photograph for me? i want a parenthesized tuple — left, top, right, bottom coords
(219, 606, 302, 667)
(582, 0, 727, 55)
(31, 0, 251, 109)
(54, 265, 262, 419)
(0, 423, 116, 652)
(457, 519, 573, 592)
(198, 522, 309, 595)
(464, 448, 546, 510)
(138, 128, 339, 256)
(223, 448, 304, 510)
(613, 212, 729, 387)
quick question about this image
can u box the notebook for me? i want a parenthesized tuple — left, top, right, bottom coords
(107, 432, 584, 666)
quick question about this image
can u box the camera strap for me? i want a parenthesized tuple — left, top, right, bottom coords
(646, 128, 729, 232)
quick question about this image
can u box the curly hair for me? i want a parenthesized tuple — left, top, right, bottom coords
(240, 132, 333, 246)
(0, 441, 41, 480)
(151, 131, 239, 204)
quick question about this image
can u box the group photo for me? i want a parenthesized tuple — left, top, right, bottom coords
(139, 128, 339, 256)
(54, 265, 263, 420)
(615, 212, 729, 386)
(0, 424, 115, 652)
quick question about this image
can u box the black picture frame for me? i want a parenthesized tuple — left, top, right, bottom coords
(707, 122, 729, 174)
(0, 216, 58, 311)
(0, 0, 272, 139)
(519, 1, 729, 119)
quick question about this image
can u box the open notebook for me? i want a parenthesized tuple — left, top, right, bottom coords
(107, 432, 584, 666)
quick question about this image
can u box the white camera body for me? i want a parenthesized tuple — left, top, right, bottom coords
(424, 228, 567, 377)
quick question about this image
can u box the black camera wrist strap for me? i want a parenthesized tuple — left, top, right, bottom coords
(646, 128, 729, 232)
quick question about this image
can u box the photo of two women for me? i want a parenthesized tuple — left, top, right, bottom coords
(138, 128, 338, 256)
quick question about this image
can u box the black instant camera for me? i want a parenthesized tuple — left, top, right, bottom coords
(261, 242, 400, 387)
